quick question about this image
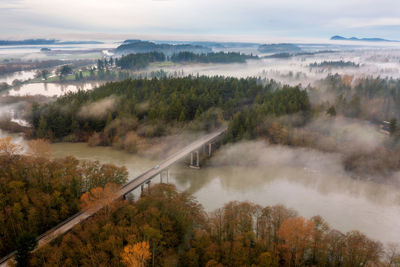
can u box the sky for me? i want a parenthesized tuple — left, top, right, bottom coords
(1, 0, 400, 42)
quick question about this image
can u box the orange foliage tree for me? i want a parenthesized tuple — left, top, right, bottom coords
(121, 242, 151, 267)
(277, 216, 315, 267)
(27, 139, 52, 158)
(80, 183, 119, 216)
(0, 136, 22, 156)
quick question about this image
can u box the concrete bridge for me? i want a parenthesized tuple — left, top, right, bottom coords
(0, 127, 227, 266)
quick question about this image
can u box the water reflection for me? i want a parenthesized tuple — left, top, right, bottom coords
(7, 82, 103, 96)
(0, 70, 36, 84)
(0, 130, 399, 245)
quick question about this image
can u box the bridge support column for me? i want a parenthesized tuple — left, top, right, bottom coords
(167, 169, 170, 183)
(160, 173, 163, 184)
(208, 143, 212, 157)
(141, 184, 144, 193)
(146, 180, 151, 191)
(189, 150, 200, 169)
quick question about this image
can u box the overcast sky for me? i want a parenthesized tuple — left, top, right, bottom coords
(1, 0, 400, 42)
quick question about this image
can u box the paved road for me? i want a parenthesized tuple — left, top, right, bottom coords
(0, 127, 226, 266)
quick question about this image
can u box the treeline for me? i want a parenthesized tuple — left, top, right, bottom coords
(29, 184, 394, 266)
(315, 74, 400, 121)
(115, 52, 166, 70)
(115, 40, 211, 55)
(114, 51, 258, 71)
(0, 137, 128, 258)
(28, 76, 310, 148)
(170, 51, 258, 63)
(309, 61, 360, 68)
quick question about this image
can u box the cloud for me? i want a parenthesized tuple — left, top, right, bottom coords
(1, 0, 400, 40)
(331, 17, 400, 29)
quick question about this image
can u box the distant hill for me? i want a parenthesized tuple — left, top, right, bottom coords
(258, 43, 301, 53)
(122, 39, 142, 44)
(115, 40, 211, 56)
(0, 39, 103, 46)
(330, 35, 399, 42)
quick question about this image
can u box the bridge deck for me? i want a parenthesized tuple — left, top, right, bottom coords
(0, 127, 226, 266)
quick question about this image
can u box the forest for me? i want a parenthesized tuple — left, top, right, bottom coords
(27, 184, 396, 266)
(170, 51, 259, 63)
(115, 52, 166, 70)
(28, 76, 310, 146)
(0, 137, 128, 258)
(115, 40, 211, 56)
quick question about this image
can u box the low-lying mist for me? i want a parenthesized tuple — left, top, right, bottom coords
(78, 95, 118, 119)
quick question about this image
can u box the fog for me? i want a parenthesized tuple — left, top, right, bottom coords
(1, 43, 400, 247)
(140, 47, 400, 88)
(78, 95, 117, 119)
(170, 139, 400, 244)
(303, 116, 388, 153)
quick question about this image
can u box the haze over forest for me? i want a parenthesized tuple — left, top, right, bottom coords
(1, 0, 400, 266)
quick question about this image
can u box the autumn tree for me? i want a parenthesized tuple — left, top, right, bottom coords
(27, 139, 52, 158)
(0, 153, 127, 258)
(342, 231, 383, 266)
(277, 216, 315, 267)
(80, 183, 119, 216)
(0, 136, 22, 156)
(121, 242, 151, 267)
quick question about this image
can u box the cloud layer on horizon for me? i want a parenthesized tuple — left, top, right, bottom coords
(1, 0, 400, 41)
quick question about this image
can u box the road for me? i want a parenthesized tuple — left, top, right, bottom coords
(0, 127, 226, 266)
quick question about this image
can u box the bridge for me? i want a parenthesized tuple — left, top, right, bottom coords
(0, 127, 227, 266)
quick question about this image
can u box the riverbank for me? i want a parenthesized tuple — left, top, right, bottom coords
(1, 129, 399, 245)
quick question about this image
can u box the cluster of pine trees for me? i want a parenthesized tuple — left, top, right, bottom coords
(170, 51, 258, 64)
(29, 76, 310, 145)
(29, 184, 393, 267)
(115, 52, 166, 70)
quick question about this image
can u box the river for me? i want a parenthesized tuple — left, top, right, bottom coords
(0, 70, 37, 85)
(6, 82, 103, 97)
(1, 129, 398, 245)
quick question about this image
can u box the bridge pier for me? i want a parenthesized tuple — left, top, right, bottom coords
(190, 150, 200, 169)
(167, 169, 169, 183)
(159, 169, 170, 184)
(146, 180, 151, 190)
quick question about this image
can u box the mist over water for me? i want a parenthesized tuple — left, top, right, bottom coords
(24, 138, 397, 246)
(2, 42, 400, 247)
(6, 82, 102, 97)
(0, 70, 36, 84)
(171, 141, 400, 244)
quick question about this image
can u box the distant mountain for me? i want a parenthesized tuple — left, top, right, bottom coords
(330, 35, 399, 42)
(115, 40, 211, 56)
(258, 43, 301, 53)
(0, 39, 103, 46)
